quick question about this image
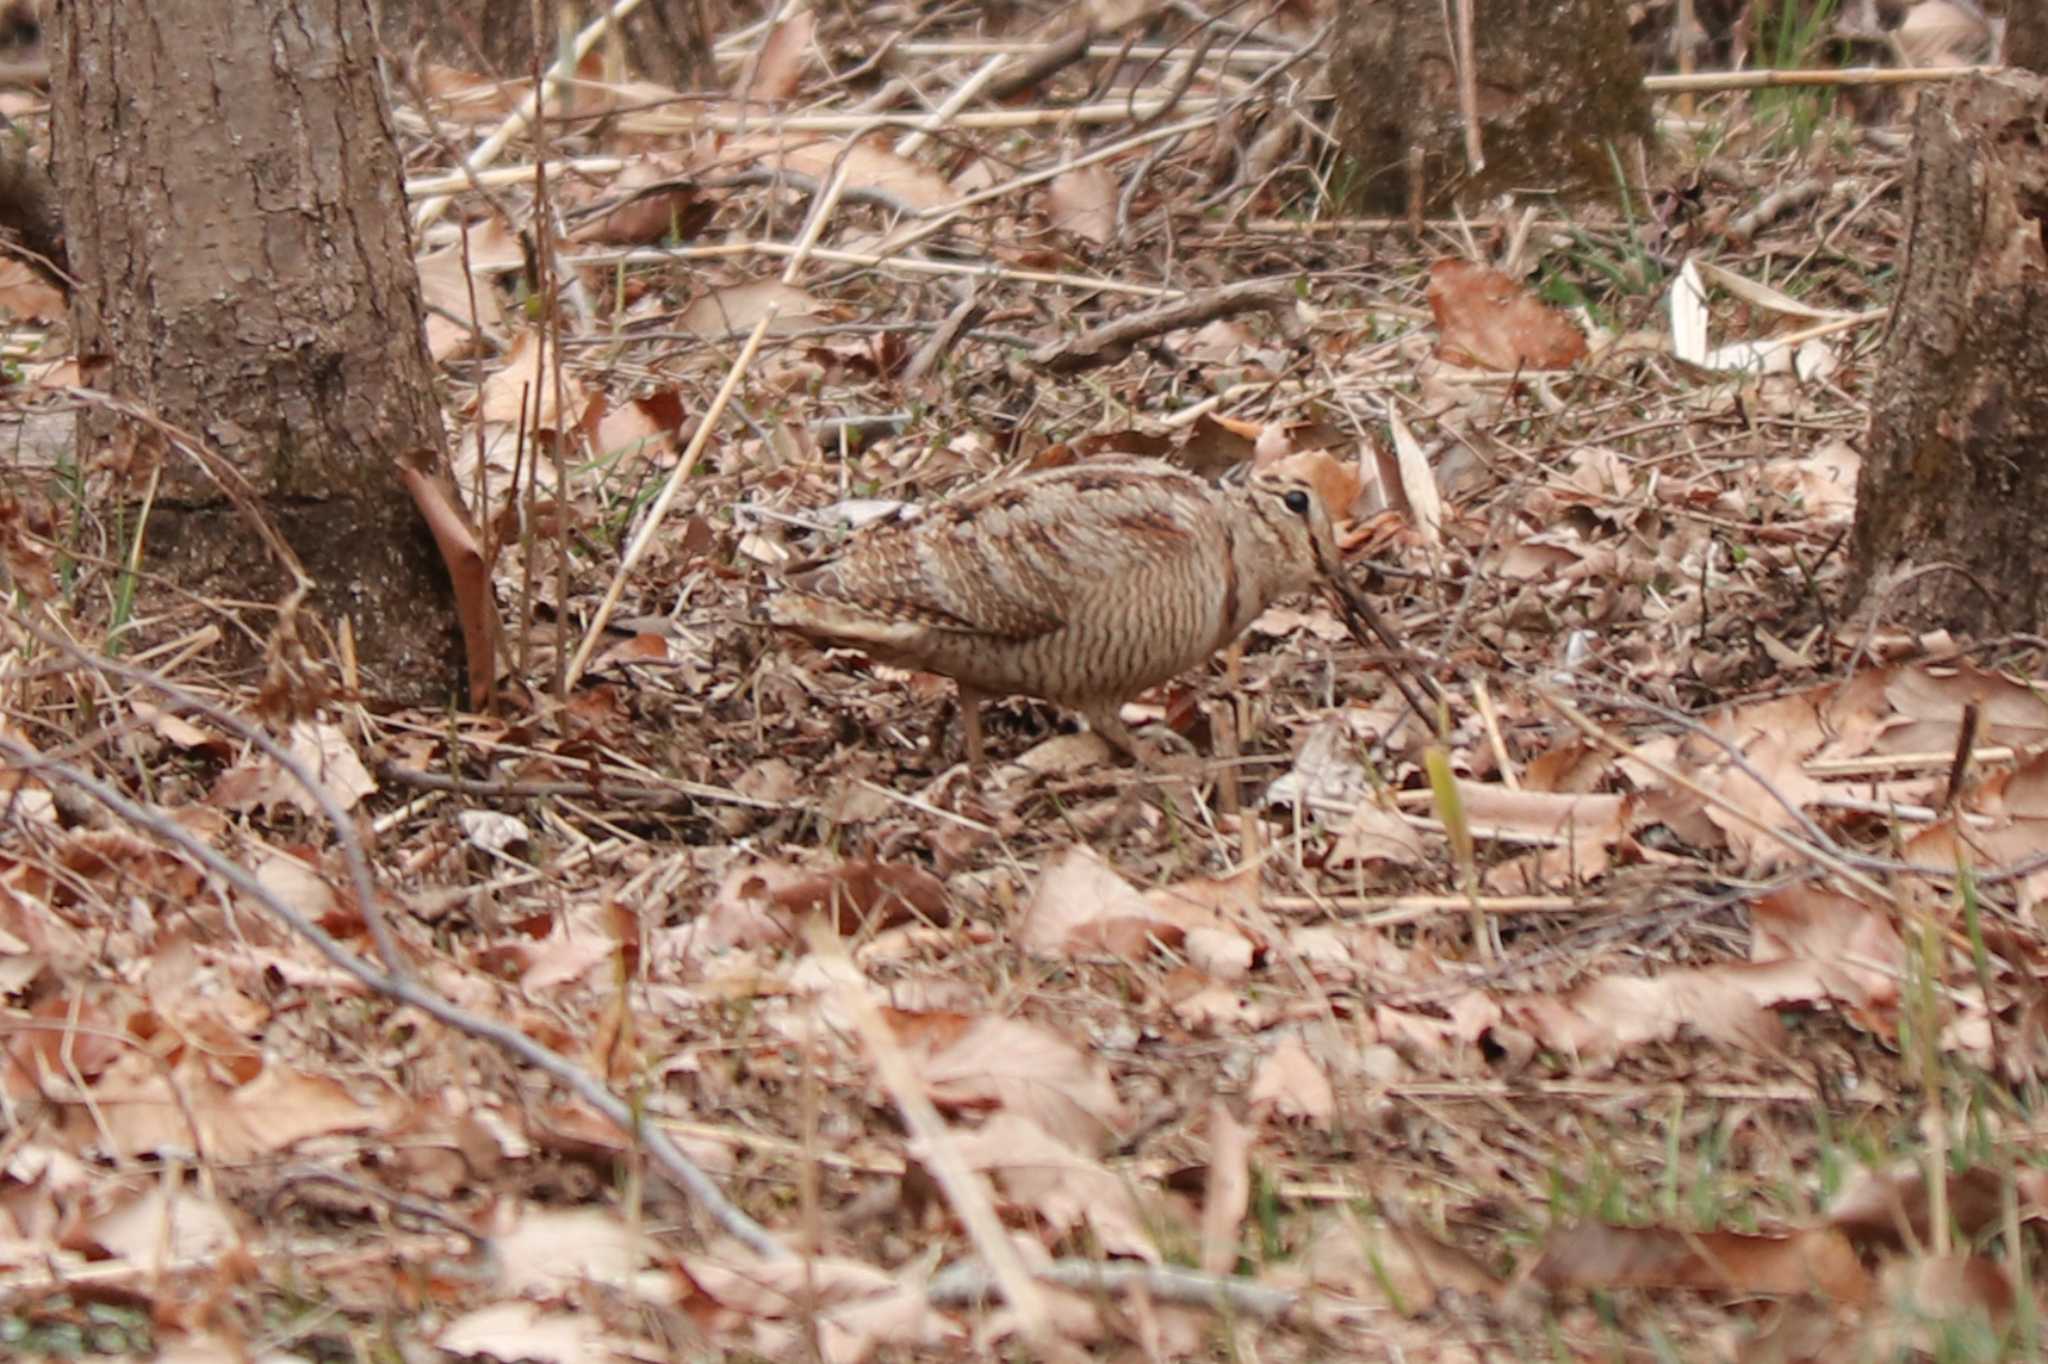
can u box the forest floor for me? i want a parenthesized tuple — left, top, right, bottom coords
(1, 2, 2043, 1361)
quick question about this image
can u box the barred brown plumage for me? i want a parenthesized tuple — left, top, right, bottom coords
(766, 460, 1345, 766)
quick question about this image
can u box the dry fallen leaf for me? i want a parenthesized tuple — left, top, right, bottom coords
(1426, 258, 1588, 371)
(1045, 162, 1117, 245)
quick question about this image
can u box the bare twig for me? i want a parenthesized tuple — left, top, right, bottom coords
(984, 23, 1095, 103)
(926, 1257, 1297, 1320)
(0, 715, 789, 1263)
(1023, 278, 1297, 374)
(814, 923, 1050, 1343)
(411, 0, 650, 229)
(563, 311, 776, 690)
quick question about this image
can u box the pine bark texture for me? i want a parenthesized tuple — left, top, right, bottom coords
(1326, 0, 1652, 213)
(1846, 71, 2048, 635)
(54, 0, 461, 703)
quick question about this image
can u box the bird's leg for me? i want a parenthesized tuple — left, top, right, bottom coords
(1081, 703, 1145, 762)
(1084, 702, 1204, 772)
(958, 684, 988, 769)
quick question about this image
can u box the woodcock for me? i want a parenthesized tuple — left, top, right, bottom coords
(767, 460, 1343, 766)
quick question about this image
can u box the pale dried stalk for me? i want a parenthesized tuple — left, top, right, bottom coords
(811, 923, 1050, 1344)
(1644, 63, 2002, 92)
(615, 95, 1226, 138)
(411, 0, 649, 230)
(585, 240, 1185, 299)
(892, 54, 1008, 158)
(563, 310, 776, 691)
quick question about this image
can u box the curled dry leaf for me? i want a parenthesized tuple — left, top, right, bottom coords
(1022, 844, 1238, 959)
(1827, 1163, 2048, 1253)
(210, 721, 376, 817)
(492, 1205, 675, 1298)
(719, 133, 958, 215)
(437, 1302, 631, 1364)
(415, 246, 502, 362)
(767, 858, 951, 935)
(77, 1050, 395, 1162)
(571, 156, 715, 245)
(1294, 1209, 1501, 1313)
(1199, 1102, 1251, 1277)
(1503, 959, 1864, 1068)
(84, 1184, 239, 1270)
(1329, 801, 1430, 869)
(743, 6, 816, 102)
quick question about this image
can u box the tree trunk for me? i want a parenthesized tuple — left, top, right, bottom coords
(1845, 71, 2048, 636)
(2005, 1, 2048, 74)
(1326, 0, 1652, 214)
(53, 0, 462, 704)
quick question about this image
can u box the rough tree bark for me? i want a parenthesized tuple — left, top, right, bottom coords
(1845, 70, 2048, 635)
(1326, 0, 1652, 214)
(54, 0, 462, 704)
(2005, 1, 2048, 75)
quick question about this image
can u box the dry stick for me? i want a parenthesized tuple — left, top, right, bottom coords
(411, 0, 647, 230)
(401, 57, 1991, 204)
(26, 631, 404, 978)
(777, 148, 856, 286)
(1321, 569, 1437, 732)
(1023, 278, 1296, 374)
(1676, 0, 1697, 118)
(0, 724, 789, 1263)
(582, 240, 1187, 298)
(1537, 685, 1896, 906)
(1644, 63, 2002, 93)
(901, 285, 987, 385)
(563, 312, 776, 691)
(900, 38, 1297, 66)
(927, 1258, 1296, 1320)
(1453, 0, 1483, 174)
(614, 95, 1227, 139)
(377, 760, 788, 813)
(811, 924, 1050, 1345)
(879, 111, 1219, 253)
(893, 54, 1009, 158)
(983, 22, 1096, 103)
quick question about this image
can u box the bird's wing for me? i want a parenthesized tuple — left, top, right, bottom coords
(776, 462, 1218, 645)
(777, 511, 1068, 643)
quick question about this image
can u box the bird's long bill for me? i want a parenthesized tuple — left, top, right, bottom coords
(1321, 567, 1435, 729)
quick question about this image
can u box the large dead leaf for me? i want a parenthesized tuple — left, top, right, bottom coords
(474, 328, 587, 430)
(1532, 1222, 1870, 1302)
(718, 133, 957, 214)
(1427, 259, 1588, 371)
(950, 1112, 1159, 1262)
(1045, 162, 1116, 245)
(894, 1011, 1130, 1151)
(78, 1051, 394, 1162)
(676, 279, 824, 338)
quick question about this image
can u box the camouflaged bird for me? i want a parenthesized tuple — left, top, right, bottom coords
(766, 460, 1344, 766)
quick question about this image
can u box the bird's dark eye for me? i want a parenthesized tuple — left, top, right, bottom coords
(1283, 488, 1311, 516)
